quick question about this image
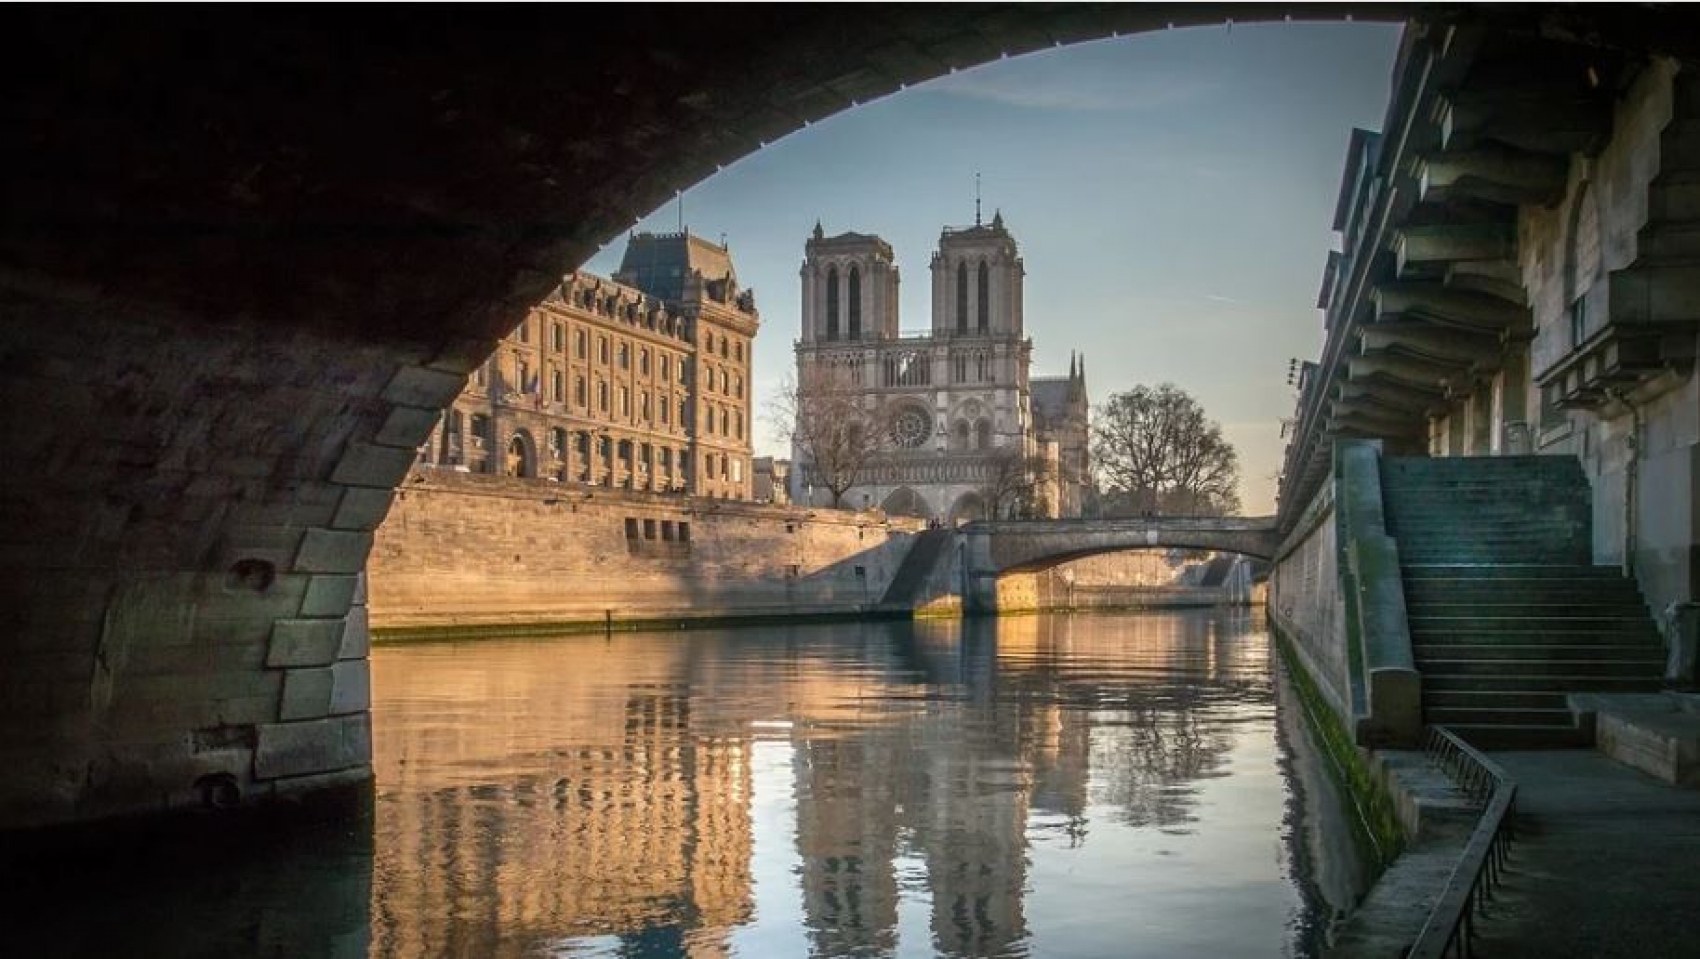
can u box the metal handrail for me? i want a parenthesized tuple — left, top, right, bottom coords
(1407, 726, 1518, 959)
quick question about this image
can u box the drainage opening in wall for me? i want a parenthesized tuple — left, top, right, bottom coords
(194, 772, 241, 810)
(224, 558, 275, 593)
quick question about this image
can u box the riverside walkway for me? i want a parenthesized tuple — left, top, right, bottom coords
(1473, 750, 1700, 958)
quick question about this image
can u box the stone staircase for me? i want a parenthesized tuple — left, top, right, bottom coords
(879, 527, 952, 610)
(1381, 455, 1666, 748)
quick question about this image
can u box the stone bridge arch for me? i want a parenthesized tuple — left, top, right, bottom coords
(964, 517, 1281, 575)
(4, 5, 1678, 827)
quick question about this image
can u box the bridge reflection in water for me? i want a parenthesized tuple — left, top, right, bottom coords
(5, 611, 1365, 957)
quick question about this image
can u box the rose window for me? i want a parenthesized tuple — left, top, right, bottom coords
(890, 408, 932, 448)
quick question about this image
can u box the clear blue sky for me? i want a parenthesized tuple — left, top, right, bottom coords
(583, 21, 1401, 514)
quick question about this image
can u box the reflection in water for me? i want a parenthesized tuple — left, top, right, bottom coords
(3, 611, 1364, 958)
(368, 610, 1356, 958)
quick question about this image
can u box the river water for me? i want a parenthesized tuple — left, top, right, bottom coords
(12, 610, 1371, 958)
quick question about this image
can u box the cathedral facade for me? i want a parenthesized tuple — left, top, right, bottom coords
(791, 214, 1088, 521)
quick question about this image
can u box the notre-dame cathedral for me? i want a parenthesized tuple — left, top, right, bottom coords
(791, 212, 1089, 521)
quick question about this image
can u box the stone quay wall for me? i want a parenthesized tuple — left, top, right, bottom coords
(368, 470, 927, 634)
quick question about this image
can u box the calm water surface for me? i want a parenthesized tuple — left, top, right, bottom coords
(370, 610, 1360, 958)
(11, 610, 1368, 958)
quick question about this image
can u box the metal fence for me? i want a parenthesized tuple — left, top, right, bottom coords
(1407, 726, 1519, 959)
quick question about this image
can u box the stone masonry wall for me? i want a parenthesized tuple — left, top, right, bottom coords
(1524, 60, 1700, 630)
(1268, 481, 1354, 726)
(369, 471, 927, 631)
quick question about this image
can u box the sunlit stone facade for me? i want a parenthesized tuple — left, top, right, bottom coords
(419, 232, 758, 500)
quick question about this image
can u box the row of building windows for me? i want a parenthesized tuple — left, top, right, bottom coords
(702, 330, 744, 362)
(951, 352, 994, 383)
(509, 318, 712, 397)
(485, 352, 750, 405)
(427, 412, 747, 491)
(624, 516, 692, 542)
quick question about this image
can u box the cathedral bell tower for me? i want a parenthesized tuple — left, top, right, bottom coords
(930, 210, 1023, 338)
(799, 224, 900, 345)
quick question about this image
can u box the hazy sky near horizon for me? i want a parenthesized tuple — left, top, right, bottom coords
(583, 21, 1402, 514)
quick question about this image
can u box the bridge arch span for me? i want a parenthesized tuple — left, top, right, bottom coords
(964, 517, 1281, 576)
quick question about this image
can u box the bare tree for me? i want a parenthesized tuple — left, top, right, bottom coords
(1092, 384, 1241, 516)
(981, 446, 1054, 519)
(768, 366, 890, 508)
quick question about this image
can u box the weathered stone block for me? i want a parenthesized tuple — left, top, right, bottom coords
(374, 405, 441, 450)
(427, 338, 499, 376)
(338, 605, 370, 660)
(295, 529, 373, 574)
(267, 618, 345, 667)
(253, 713, 371, 781)
(328, 660, 369, 715)
(331, 488, 396, 531)
(280, 667, 335, 721)
(382, 365, 466, 409)
(300, 574, 360, 618)
(330, 441, 418, 490)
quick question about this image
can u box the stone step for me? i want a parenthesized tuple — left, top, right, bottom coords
(1397, 546, 1590, 559)
(1405, 603, 1650, 618)
(1403, 573, 1617, 586)
(1414, 643, 1666, 662)
(1400, 554, 1594, 566)
(1410, 615, 1660, 633)
(1381, 492, 1587, 504)
(1445, 722, 1590, 750)
(1426, 689, 1571, 710)
(1426, 705, 1579, 727)
(1400, 565, 1626, 579)
(1390, 528, 1590, 541)
(1422, 657, 1664, 677)
(1385, 514, 1587, 525)
(1383, 454, 1581, 469)
(1421, 673, 1665, 693)
(1594, 704, 1700, 786)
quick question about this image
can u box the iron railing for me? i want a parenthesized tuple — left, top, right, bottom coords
(1407, 726, 1518, 959)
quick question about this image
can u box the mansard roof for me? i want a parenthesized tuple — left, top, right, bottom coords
(615, 230, 738, 302)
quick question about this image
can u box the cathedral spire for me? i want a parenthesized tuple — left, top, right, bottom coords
(974, 172, 982, 226)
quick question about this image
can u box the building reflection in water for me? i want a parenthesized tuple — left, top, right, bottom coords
(366, 609, 1303, 958)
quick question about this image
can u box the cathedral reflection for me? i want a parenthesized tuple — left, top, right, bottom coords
(369, 612, 1270, 957)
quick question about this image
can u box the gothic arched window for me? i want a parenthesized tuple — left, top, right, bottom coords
(977, 260, 990, 331)
(848, 265, 862, 339)
(956, 262, 968, 333)
(826, 267, 840, 341)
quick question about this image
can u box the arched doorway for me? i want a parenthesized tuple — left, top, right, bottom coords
(506, 430, 537, 478)
(949, 491, 987, 524)
(881, 486, 930, 519)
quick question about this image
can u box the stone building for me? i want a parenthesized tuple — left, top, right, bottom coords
(418, 231, 758, 500)
(1031, 353, 1091, 519)
(791, 214, 1089, 520)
